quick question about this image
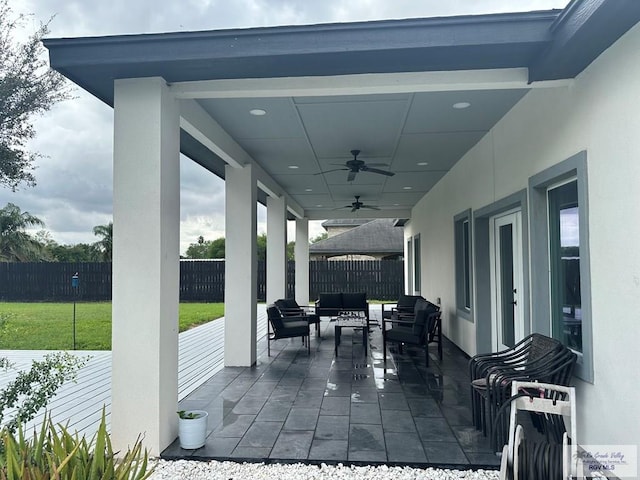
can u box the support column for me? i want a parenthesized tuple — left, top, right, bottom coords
(266, 196, 287, 304)
(111, 77, 180, 455)
(225, 164, 257, 366)
(295, 218, 310, 305)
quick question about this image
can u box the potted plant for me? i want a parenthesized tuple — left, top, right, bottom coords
(177, 410, 209, 449)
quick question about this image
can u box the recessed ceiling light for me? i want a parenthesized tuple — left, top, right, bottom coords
(316, 205, 323, 208)
(249, 109, 267, 116)
(453, 102, 471, 109)
(305, 188, 313, 192)
(403, 186, 412, 190)
(417, 162, 429, 166)
(288, 165, 299, 169)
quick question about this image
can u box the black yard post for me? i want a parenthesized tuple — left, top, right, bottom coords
(72, 272, 79, 350)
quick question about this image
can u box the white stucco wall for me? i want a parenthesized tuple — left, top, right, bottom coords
(408, 23, 640, 446)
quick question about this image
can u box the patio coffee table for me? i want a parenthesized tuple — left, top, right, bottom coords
(334, 312, 368, 356)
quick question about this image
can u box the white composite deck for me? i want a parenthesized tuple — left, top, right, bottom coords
(0, 304, 269, 439)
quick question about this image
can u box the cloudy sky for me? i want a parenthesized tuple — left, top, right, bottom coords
(5, 0, 569, 255)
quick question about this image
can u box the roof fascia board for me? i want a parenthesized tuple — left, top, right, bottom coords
(529, 0, 640, 81)
(43, 11, 557, 65)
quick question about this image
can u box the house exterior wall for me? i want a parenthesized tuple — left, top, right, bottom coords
(407, 22, 640, 446)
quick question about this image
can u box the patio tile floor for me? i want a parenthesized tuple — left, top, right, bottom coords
(162, 313, 501, 469)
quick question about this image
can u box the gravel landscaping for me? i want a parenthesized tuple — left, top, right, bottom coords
(148, 459, 500, 480)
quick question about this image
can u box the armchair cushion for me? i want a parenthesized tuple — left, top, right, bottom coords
(318, 293, 342, 309)
(278, 320, 310, 337)
(267, 305, 285, 330)
(385, 326, 419, 344)
(275, 298, 299, 311)
(342, 292, 367, 309)
(397, 294, 423, 313)
(413, 301, 439, 336)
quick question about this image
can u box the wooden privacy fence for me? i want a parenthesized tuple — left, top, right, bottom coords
(0, 260, 404, 302)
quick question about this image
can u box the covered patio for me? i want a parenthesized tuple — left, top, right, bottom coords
(42, 0, 640, 460)
(164, 310, 498, 467)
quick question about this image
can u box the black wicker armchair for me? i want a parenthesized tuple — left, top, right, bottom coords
(266, 305, 310, 356)
(382, 298, 442, 367)
(469, 333, 577, 450)
(274, 298, 321, 337)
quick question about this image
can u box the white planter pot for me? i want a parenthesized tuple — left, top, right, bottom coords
(178, 410, 209, 449)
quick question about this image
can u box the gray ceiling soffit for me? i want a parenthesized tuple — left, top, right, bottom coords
(529, 0, 640, 81)
(43, 11, 559, 106)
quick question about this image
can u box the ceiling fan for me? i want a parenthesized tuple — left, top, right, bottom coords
(338, 196, 380, 212)
(318, 150, 395, 182)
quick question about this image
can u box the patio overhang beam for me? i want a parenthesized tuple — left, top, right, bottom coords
(170, 68, 570, 100)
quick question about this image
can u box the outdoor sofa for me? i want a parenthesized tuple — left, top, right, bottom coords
(314, 292, 369, 322)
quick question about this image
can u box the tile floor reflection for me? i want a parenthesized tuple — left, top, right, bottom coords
(162, 314, 500, 469)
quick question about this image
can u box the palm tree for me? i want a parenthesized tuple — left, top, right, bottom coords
(93, 222, 113, 261)
(0, 203, 45, 261)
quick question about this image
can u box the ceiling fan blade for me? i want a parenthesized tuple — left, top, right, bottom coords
(314, 168, 348, 175)
(365, 163, 390, 167)
(361, 205, 381, 210)
(360, 166, 395, 177)
(351, 206, 358, 212)
(347, 170, 357, 182)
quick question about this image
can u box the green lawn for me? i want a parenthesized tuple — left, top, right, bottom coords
(0, 302, 224, 351)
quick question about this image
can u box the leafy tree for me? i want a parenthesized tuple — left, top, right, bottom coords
(92, 222, 112, 261)
(310, 232, 328, 243)
(0, 202, 45, 261)
(208, 237, 225, 258)
(257, 233, 267, 261)
(185, 235, 209, 259)
(184, 235, 293, 260)
(185, 236, 225, 259)
(48, 242, 101, 262)
(0, 0, 70, 190)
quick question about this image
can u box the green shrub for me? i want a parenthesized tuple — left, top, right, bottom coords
(0, 408, 153, 479)
(0, 352, 89, 434)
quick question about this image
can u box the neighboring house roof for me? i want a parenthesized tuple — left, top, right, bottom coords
(321, 219, 374, 228)
(310, 219, 403, 256)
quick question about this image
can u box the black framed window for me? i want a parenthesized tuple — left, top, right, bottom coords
(548, 180, 582, 352)
(455, 210, 472, 315)
(413, 234, 421, 293)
